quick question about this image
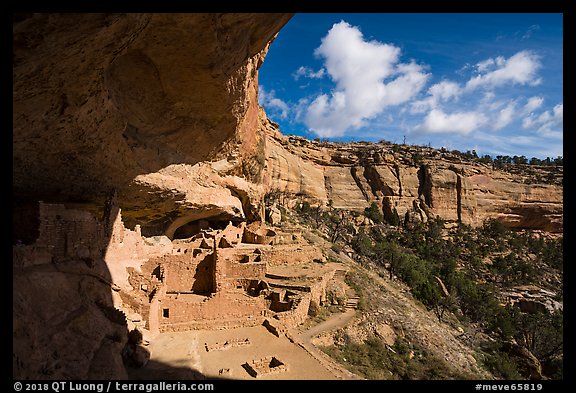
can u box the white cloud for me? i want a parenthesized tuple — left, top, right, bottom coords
(466, 50, 541, 91)
(476, 58, 494, 73)
(258, 86, 290, 119)
(522, 103, 563, 138)
(293, 66, 326, 80)
(380, 62, 430, 106)
(410, 80, 460, 113)
(429, 80, 461, 101)
(409, 50, 543, 135)
(480, 91, 496, 106)
(554, 103, 563, 118)
(523, 96, 544, 113)
(302, 21, 429, 137)
(494, 101, 516, 130)
(475, 56, 505, 73)
(415, 109, 487, 135)
(410, 97, 435, 114)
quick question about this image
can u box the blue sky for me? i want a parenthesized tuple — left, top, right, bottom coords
(258, 13, 563, 159)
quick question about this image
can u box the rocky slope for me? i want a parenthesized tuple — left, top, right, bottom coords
(261, 112, 562, 232)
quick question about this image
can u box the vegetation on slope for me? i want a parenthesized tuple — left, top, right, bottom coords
(268, 193, 563, 380)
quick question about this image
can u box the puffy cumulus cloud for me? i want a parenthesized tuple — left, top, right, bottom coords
(465, 50, 542, 91)
(303, 21, 429, 137)
(410, 80, 461, 113)
(293, 66, 325, 80)
(258, 86, 289, 119)
(522, 103, 563, 136)
(429, 80, 461, 101)
(410, 50, 546, 137)
(415, 109, 487, 135)
(410, 49, 543, 132)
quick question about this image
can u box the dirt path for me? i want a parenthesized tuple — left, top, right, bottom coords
(299, 228, 491, 379)
(286, 262, 362, 380)
(298, 308, 356, 344)
(290, 306, 362, 380)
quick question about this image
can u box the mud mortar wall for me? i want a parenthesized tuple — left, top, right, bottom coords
(157, 293, 267, 332)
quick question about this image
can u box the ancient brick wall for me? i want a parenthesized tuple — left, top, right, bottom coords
(242, 356, 288, 378)
(217, 248, 267, 291)
(267, 269, 336, 328)
(104, 210, 172, 288)
(161, 252, 216, 294)
(273, 293, 311, 328)
(45, 203, 104, 260)
(224, 261, 267, 281)
(14, 202, 107, 269)
(262, 245, 323, 266)
(157, 293, 267, 331)
(218, 222, 245, 245)
(309, 269, 337, 306)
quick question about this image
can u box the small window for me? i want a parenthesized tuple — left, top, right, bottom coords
(163, 308, 170, 318)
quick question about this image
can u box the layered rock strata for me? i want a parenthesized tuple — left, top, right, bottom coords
(261, 113, 562, 232)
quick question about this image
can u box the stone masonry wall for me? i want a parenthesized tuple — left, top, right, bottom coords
(157, 293, 267, 332)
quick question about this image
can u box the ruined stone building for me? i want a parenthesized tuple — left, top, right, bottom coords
(14, 200, 336, 346)
(118, 217, 333, 334)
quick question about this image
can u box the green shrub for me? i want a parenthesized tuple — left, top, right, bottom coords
(352, 231, 374, 257)
(484, 351, 522, 379)
(481, 219, 509, 239)
(364, 202, 384, 224)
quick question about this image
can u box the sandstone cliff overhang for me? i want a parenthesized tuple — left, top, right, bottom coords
(13, 13, 293, 233)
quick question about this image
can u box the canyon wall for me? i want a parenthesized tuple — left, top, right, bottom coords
(261, 112, 563, 232)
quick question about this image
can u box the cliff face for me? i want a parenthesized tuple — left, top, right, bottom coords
(261, 113, 563, 232)
(13, 13, 292, 379)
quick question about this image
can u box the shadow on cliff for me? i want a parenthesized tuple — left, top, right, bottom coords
(12, 200, 222, 380)
(12, 12, 294, 381)
(12, 13, 293, 237)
